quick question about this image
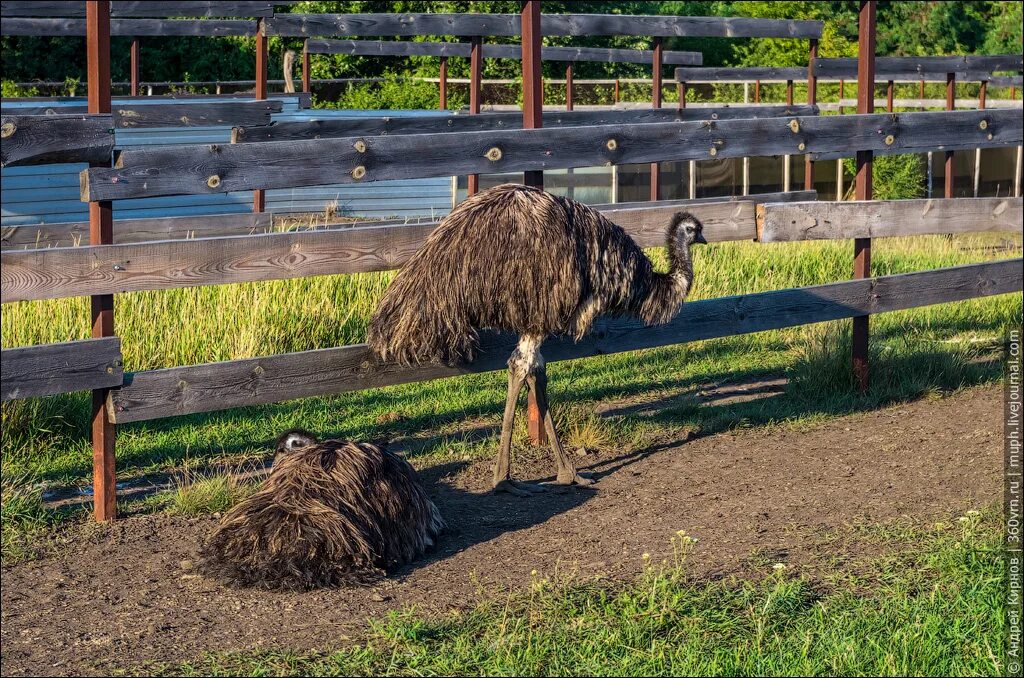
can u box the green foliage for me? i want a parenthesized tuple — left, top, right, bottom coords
(1, 79, 37, 97)
(321, 75, 466, 110)
(841, 153, 927, 200)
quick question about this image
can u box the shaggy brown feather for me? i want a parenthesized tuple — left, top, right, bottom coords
(367, 183, 701, 365)
(200, 433, 444, 589)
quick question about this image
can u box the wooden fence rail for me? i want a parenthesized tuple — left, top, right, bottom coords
(106, 258, 1022, 423)
(83, 108, 1023, 202)
(812, 55, 1024, 78)
(0, 18, 259, 36)
(1, 338, 123, 401)
(0, 1, 280, 17)
(232, 104, 819, 143)
(757, 198, 1023, 241)
(1, 113, 113, 167)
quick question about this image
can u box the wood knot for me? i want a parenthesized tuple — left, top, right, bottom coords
(351, 165, 366, 180)
(979, 120, 988, 130)
(485, 147, 503, 161)
(606, 139, 618, 151)
(884, 134, 895, 146)
(797, 142, 806, 151)
(709, 147, 717, 157)
(206, 175, 221, 188)
(353, 139, 367, 153)
(0, 122, 15, 138)
(788, 119, 800, 133)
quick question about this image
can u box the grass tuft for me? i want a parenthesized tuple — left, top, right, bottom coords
(169, 470, 255, 516)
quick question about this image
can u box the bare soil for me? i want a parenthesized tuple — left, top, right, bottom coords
(0, 386, 1003, 676)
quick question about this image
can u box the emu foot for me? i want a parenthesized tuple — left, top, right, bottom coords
(493, 479, 548, 497)
(547, 471, 595, 487)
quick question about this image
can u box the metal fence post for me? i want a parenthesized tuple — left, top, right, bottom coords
(852, 0, 876, 392)
(86, 0, 116, 522)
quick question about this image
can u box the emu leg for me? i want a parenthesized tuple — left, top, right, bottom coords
(527, 366, 595, 487)
(493, 365, 545, 496)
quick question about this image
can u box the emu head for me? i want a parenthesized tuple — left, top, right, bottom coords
(669, 211, 707, 249)
(273, 428, 318, 466)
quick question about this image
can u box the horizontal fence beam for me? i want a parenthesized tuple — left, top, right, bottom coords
(1, 212, 273, 250)
(107, 259, 1022, 423)
(1, 93, 310, 115)
(0, 1, 279, 17)
(265, 13, 822, 39)
(675, 67, 807, 82)
(0, 17, 258, 36)
(1, 194, 811, 303)
(84, 108, 1023, 201)
(1, 337, 122, 402)
(233, 104, 818, 143)
(111, 100, 282, 128)
(813, 55, 1024, 78)
(0, 113, 113, 167)
(757, 197, 1024, 242)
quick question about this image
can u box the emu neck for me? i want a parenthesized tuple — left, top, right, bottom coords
(635, 242, 693, 326)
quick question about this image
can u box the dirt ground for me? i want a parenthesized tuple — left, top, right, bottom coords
(0, 385, 1004, 676)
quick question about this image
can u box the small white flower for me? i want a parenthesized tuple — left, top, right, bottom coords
(772, 563, 787, 571)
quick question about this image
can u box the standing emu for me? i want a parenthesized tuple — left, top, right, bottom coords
(200, 430, 443, 589)
(367, 183, 706, 496)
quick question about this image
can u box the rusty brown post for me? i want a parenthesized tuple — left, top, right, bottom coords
(129, 37, 140, 96)
(86, 0, 116, 522)
(302, 39, 310, 94)
(650, 37, 662, 201)
(253, 20, 268, 213)
(804, 39, 817, 191)
(439, 55, 448, 109)
(852, 0, 875, 392)
(784, 78, 794, 191)
(467, 36, 483, 196)
(754, 79, 761, 103)
(974, 79, 986, 196)
(838, 78, 845, 114)
(945, 72, 955, 200)
(520, 0, 546, 445)
(886, 79, 894, 112)
(614, 77, 619, 103)
(565, 63, 573, 110)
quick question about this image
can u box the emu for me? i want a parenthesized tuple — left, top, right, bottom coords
(200, 430, 443, 589)
(367, 183, 706, 496)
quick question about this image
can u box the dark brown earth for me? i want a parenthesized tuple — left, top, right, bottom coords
(0, 385, 1003, 676)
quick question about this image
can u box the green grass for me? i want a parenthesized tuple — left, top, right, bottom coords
(148, 508, 1007, 677)
(168, 469, 257, 516)
(0, 235, 1019, 530)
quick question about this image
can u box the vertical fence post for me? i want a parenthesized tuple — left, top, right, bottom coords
(679, 79, 696, 198)
(466, 36, 483, 196)
(945, 72, 955, 200)
(520, 0, 546, 446)
(804, 39, 817, 192)
(852, 0, 876, 393)
(301, 39, 310, 94)
(614, 78, 620, 104)
(783, 78, 793, 191)
(974, 79, 986, 197)
(129, 37, 140, 96)
(837, 78, 845, 199)
(253, 20, 267, 213)
(439, 56, 447, 109)
(650, 38, 662, 201)
(742, 81, 750, 195)
(566, 62, 574, 199)
(886, 79, 894, 112)
(86, 0, 116, 522)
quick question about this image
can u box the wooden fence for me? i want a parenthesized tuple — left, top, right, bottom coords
(1, 3, 1022, 522)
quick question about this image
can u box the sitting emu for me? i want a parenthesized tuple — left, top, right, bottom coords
(200, 430, 444, 589)
(368, 183, 706, 496)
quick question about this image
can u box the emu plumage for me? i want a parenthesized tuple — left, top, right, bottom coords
(368, 184, 705, 495)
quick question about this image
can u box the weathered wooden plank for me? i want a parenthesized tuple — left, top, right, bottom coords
(675, 67, 807, 82)
(112, 100, 281, 128)
(989, 75, 1024, 87)
(813, 56, 1024, 78)
(0, 2, 279, 18)
(594, 189, 816, 211)
(0, 198, 766, 303)
(757, 198, 1024, 242)
(265, 13, 822, 39)
(0, 17, 258, 36)
(0, 113, 113, 167)
(106, 258, 1021, 423)
(306, 39, 702, 65)
(1, 338, 122, 402)
(85, 109, 1023, 201)
(1, 212, 273, 249)
(2, 93, 308, 116)
(232, 104, 819, 143)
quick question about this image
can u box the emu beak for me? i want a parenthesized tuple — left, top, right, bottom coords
(695, 232, 708, 245)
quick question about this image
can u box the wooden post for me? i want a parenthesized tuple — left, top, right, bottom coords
(439, 56, 447, 109)
(129, 37, 140, 96)
(974, 80, 986, 197)
(614, 78, 619, 104)
(742, 82, 750, 195)
(87, 0, 116, 522)
(804, 39, 817, 192)
(754, 79, 761, 104)
(302, 40, 310, 94)
(650, 38, 662, 201)
(253, 21, 267, 213)
(945, 72, 954, 200)
(466, 36, 482, 196)
(565, 62, 574, 198)
(837, 78, 845, 199)
(521, 0, 546, 445)
(680, 80, 696, 198)
(852, 0, 875, 393)
(886, 79, 894, 112)
(783, 79, 793, 191)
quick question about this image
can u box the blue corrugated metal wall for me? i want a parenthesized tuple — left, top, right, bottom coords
(0, 97, 455, 225)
